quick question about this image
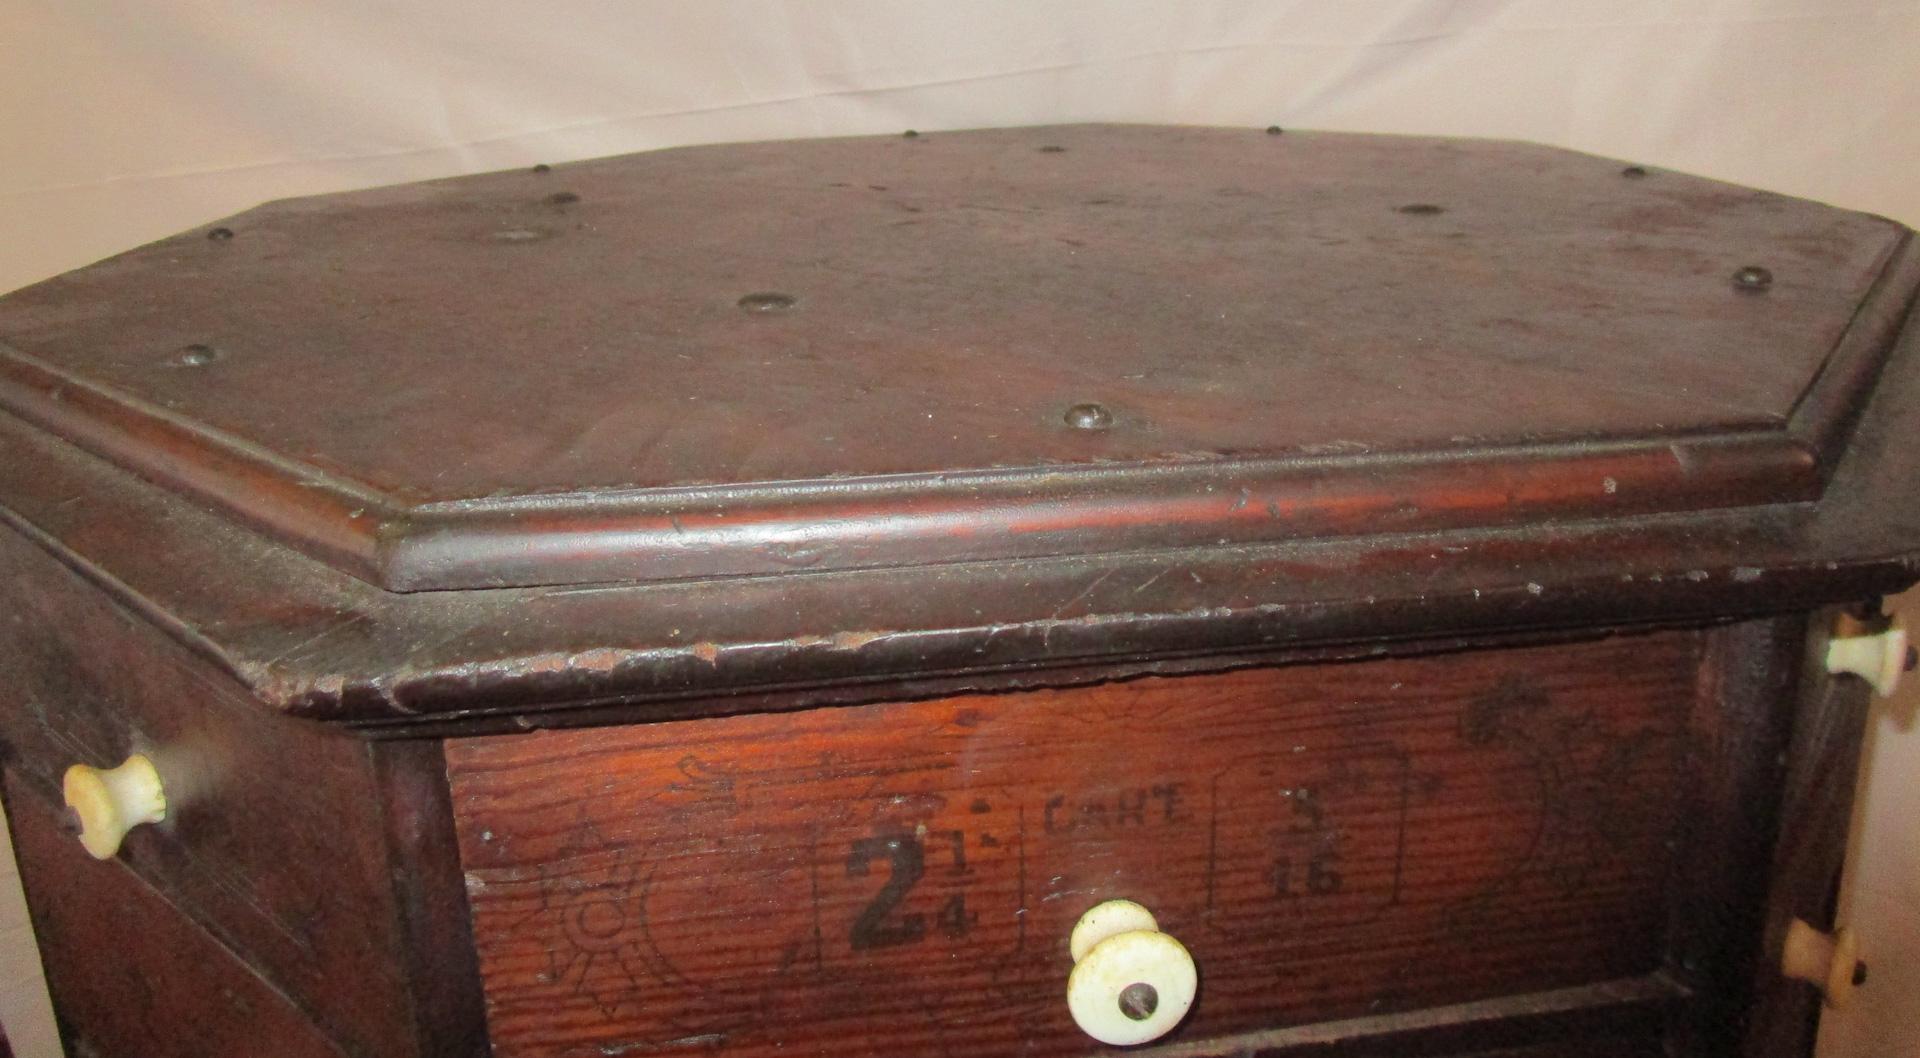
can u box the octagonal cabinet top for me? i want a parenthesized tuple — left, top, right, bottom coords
(0, 124, 1915, 592)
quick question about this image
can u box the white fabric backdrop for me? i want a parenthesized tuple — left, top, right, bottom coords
(2, 3, 1918, 1055)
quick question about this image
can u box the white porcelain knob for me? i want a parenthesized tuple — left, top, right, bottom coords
(1781, 918, 1864, 1009)
(1825, 616, 1912, 697)
(63, 754, 167, 860)
(1066, 900, 1197, 1046)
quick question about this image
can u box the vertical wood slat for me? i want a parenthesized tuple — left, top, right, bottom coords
(1744, 611, 1876, 1057)
(1664, 616, 1807, 1053)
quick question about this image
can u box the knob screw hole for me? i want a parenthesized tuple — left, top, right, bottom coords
(1118, 982, 1159, 1021)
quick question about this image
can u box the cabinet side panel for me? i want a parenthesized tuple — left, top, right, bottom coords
(1743, 612, 1874, 1056)
(2, 773, 350, 1058)
(372, 739, 490, 1058)
(1664, 616, 1807, 1053)
(0, 526, 431, 1057)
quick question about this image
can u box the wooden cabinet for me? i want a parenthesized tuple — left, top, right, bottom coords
(0, 125, 1913, 1056)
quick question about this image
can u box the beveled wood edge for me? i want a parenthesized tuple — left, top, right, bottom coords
(1787, 230, 1920, 471)
(0, 341, 1831, 594)
(1, 375, 1918, 731)
(0, 299, 1892, 592)
(1148, 973, 1681, 1056)
(0, 256, 1918, 727)
(0, 345, 391, 583)
(385, 426, 1816, 590)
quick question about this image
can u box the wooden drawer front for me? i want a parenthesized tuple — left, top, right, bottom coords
(0, 528, 442, 1057)
(4, 772, 349, 1058)
(448, 633, 1708, 1058)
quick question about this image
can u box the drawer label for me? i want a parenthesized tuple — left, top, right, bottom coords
(450, 635, 1704, 1058)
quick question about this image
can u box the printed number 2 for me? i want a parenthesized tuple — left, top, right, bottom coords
(847, 835, 926, 950)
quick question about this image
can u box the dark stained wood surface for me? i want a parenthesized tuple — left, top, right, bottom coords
(3, 781, 350, 1058)
(448, 633, 1704, 1058)
(0, 125, 1899, 1058)
(0, 133, 1912, 733)
(371, 740, 493, 1058)
(0, 127, 1913, 589)
(1742, 613, 1875, 1056)
(1147, 975, 1676, 1056)
(0, 525, 485, 1058)
(1662, 617, 1808, 1055)
(7, 327, 1920, 733)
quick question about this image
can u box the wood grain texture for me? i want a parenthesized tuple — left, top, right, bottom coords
(371, 740, 492, 1058)
(1663, 617, 1807, 1055)
(2, 777, 349, 1058)
(0, 526, 484, 1058)
(1147, 975, 1678, 1056)
(0, 125, 1899, 1058)
(1742, 611, 1876, 1056)
(7, 314, 1920, 730)
(449, 633, 1705, 1058)
(0, 126, 1912, 590)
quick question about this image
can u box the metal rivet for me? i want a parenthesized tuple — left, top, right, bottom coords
(532, 163, 551, 174)
(1039, 145, 1067, 153)
(169, 344, 219, 367)
(206, 227, 234, 241)
(1065, 403, 1113, 430)
(1621, 165, 1649, 179)
(1118, 982, 1159, 1022)
(546, 191, 580, 206)
(903, 129, 919, 138)
(1733, 265, 1773, 293)
(1265, 125, 1284, 135)
(738, 291, 797, 313)
(1397, 203, 1445, 216)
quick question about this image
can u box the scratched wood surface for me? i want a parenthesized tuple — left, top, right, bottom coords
(3, 319, 1920, 732)
(2, 779, 351, 1058)
(1744, 617, 1873, 1057)
(0, 525, 486, 1058)
(449, 632, 1707, 1058)
(0, 126, 1912, 591)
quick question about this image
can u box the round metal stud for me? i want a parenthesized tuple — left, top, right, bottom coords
(1064, 403, 1113, 430)
(738, 291, 798, 313)
(170, 344, 219, 367)
(1733, 266, 1774, 293)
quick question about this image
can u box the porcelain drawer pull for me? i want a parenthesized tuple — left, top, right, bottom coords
(1781, 918, 1865, 1009)
(1066, 900, 1196, 1046)
(1825, 614, 1913, 696)
(63, 754, 167, 859)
